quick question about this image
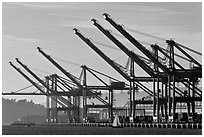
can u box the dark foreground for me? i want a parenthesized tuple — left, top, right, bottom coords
(2, 124, 202, 135)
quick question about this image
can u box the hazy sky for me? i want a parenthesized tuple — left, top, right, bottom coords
(2, 2, 202, 106)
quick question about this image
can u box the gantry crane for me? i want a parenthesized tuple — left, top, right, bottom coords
(151, 43, 202, 92)
(15, 58, 77, 123)
(166, 40, 202, 120)
(102, 13, 175, 122)
(91, 18, 163, 118)
(80, 65, 128, 120)
(151, 44, 201, 96)
(103, 13, 202, 122)
(73, 28, 157, 118)
(81, 19, 187, 117)
(37, 47, 109, 122)
(37, 47, 108, 104)
(9, 61, 68, 106)
(90, 18, 190, 121)
(15, 58, 73, 107)
(9, 61, 71, 123)
(102, 13, 202, 81)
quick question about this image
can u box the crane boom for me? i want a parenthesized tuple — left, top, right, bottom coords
(15, 58, 73, 106)
(3, 92, 45, 95)
(91, 19, 155, 77)
(103, 13, 171, 74)
(99, 14, 192, 97)
(9, 61, 66, 107)
(74, 28, 153, 96)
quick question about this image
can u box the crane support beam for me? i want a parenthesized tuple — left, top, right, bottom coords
(2, 92, 45, 95)
(135, 97, 202, 105)
(86, 105, 111, 108)
(48, 106, 79, 111)
(103, 13, 171, 74)
(175, 69, 202, 78)
(2, 90, 101, 96)
(133, 77, 159, 82)
(86, 86, 129, 90)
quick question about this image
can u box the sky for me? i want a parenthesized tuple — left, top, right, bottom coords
(2, 2, 202, 106)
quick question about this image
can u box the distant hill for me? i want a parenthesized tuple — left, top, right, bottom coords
(2, 98, 46, 125)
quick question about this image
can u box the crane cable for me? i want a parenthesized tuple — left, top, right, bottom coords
(12, 84, 34, 93)
(93, 40, 153, 63)
(45, 55, 82, 79)
(19, 66, 47, 78)
(92, 40, 120, 51)
(29, 66, 52, 75)
(111, 30, 193, 62)
(175, 42, 202, 56)
(112, 31, 152, 46)
(125, 27, 202, 56)
(53, 56, 81, 67)
(126, 27, 165, 41)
